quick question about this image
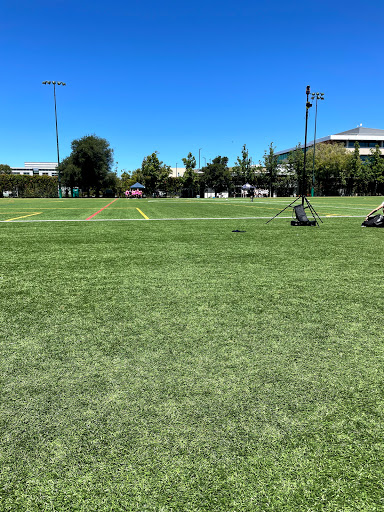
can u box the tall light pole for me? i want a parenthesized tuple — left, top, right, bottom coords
(302, 85, 312, 201)
(42, 81, 66, 198)
(199, 148, 202, 170)
(310, 92, 324, 197)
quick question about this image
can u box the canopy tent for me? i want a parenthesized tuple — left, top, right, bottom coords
(130, 182, 145, 189)
(241, 183, 253, 190)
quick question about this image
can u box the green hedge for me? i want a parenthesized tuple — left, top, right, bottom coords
(0, 174, 58, 198)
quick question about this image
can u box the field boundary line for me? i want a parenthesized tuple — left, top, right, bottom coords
(5, 212, 42, 222)
(136, 208, 149, 219)
(86, 198, 118, 220)
(0, 215, 366, 223)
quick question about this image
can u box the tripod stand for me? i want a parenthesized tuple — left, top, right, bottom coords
(266, 194, 323, 226)
(266, 84, 323, 227)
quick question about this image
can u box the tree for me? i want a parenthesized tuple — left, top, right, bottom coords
(138, 152, 171, 195)
(347, 141, 363, 194)
(60, 135, 114, 196)
(306, 143, 349, 195)
(202, 156, 231, 194)
(284, 144, 304, 194)
(166, 176, 183, 197)
(119, 170, 133, 191)
(232, 144, 254, 187)
(263, 143, 279, 197)
(181, 152, 199, 197)
(367, 145, 384, 195)
(59, 156, 80, 192)
(0, 164, 12, 175)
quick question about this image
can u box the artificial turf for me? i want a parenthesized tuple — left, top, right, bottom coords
(1, 197, 384, 511)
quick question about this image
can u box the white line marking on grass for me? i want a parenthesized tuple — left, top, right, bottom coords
(0, 215, 367, 223)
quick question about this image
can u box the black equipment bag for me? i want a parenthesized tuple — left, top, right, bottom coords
(291, 204, 316, 226)
(361, 214, 384, 228)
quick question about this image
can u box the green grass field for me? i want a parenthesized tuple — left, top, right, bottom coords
(1, 197, 384, 511)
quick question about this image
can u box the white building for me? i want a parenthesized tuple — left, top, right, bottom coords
(169, 167, 186, 178)
(11, 162, 58, 177)
(276, 126, 384, 162)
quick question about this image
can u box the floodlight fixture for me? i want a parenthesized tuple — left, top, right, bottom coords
(311, 91, 325, 196)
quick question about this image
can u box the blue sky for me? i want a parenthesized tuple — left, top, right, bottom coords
(1, 0, 383, 174)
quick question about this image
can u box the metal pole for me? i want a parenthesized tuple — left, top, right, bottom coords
(199, 148, 201, 170)
(53, 83, 62, 198)
(311, 97, 318, 197)
(302, 85, 311, 203)
(43, 81, 66, 198)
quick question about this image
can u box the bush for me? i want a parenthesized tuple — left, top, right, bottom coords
(0, 175, 58, 198)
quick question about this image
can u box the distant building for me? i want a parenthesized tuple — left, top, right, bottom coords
(169, 167, 186, 178)
(276, 126, 384, 162)
(11, 162, 58, 177)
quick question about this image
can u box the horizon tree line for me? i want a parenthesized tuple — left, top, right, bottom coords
(2, 135, 384, 197)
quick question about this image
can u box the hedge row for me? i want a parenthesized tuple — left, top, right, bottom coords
(0, 174, 58, 198)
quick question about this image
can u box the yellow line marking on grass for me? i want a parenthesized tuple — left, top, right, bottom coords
(136, 208, 149, 219)
(0, 207, 141, 211)
(5, 212, 42, 221)
(0, 211, 37, 215)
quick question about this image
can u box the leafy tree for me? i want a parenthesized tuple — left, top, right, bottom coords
(181, 152, 199, 197)
(166, 176, 183, 197)
(367, 145, 384, 195)
(59, 135, 114, 196)
(284, 144, 304, 195)
(119, 170, 134, 192)
(263, 143, 279, 197)
(306, 143, 349, 195)
(138, 152, 171, 195)
(347, 141, 363, 193)
(182, 152, 196, 173)
(202, 156, 231, 194)
(59, 156, 80, 192)
(0, 164, 12, 175)
(232, 144, 254, 187)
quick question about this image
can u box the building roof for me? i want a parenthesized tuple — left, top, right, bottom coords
(335, 127, 384, 136)
(276, 127, 384, 156)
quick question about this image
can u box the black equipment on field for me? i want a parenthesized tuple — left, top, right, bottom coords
(361, 214, 384, 228)
(291, 204, 317, 226)
(266, 195, 322, 226)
